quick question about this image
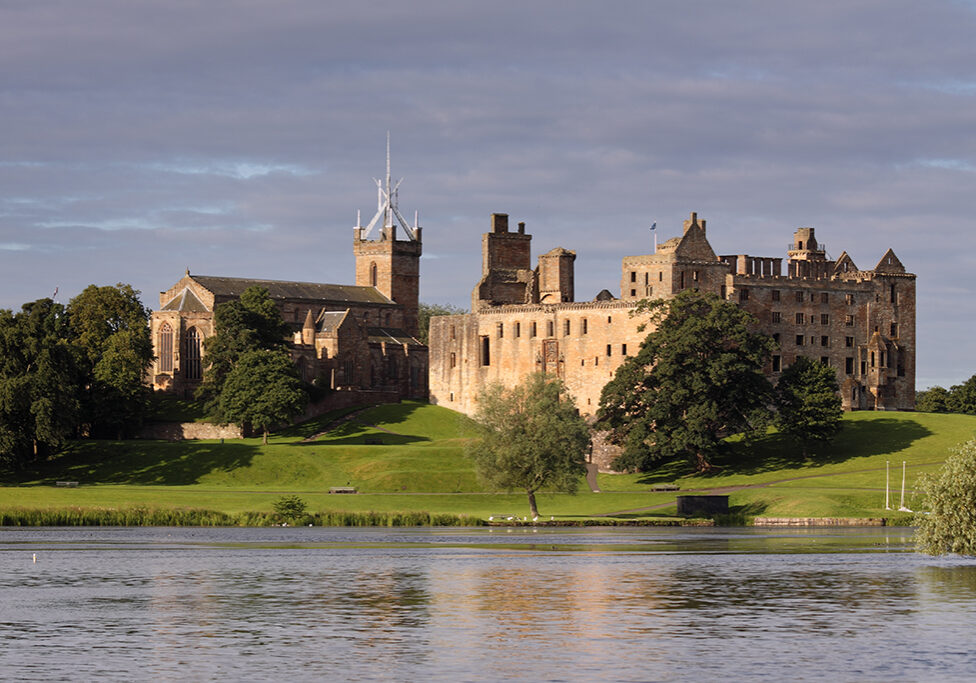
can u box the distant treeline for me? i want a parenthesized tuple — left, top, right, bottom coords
(916, 376, 976, 414)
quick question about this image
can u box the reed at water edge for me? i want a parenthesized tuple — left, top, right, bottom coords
(0, 507, 486, 527)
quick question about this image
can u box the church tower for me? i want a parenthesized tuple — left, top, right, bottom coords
(353, 134, 423, 337)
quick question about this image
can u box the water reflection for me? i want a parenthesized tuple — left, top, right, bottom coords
(2, 527, 975, 680)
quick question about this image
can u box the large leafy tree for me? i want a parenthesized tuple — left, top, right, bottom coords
(217, 350, 307, 444)
(469, 372, 591, 518)
(946, 375, 976, 415)
(0, 299, 82, 467)
(597, 290, 775, 473)
(915, 440, 976, 555)
(68, 283, 153, 437)
(417, 302, 466, 345)
(774, 356, 842, 457)
(916, 386, 951, 414)
(197, 286, 290, 414)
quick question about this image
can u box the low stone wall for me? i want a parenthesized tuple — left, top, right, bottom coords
(138, 422, 243, 441)
(753, 517, 887, 527)
(589, 429, 624, 473)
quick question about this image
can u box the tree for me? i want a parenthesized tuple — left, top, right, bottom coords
(197, 286, 290, 414)
(916, 386, 951, 414)
(774, 356, 842, 457)
(217, 349, 307, 444)
(0, 299, 82, 467)
(417, 302, 466, 345)
(273, 495, 309, 524)
(469, 372, 590, 518)
(946, 375, 976, 415)
(67, 283, 153, 437)
(597, 290, 775, 473)
(915, 440, 976, 555)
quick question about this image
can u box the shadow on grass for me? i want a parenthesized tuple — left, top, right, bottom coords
(280, 401, 432, 444)
(634, 417, 934, 484)
(5, 440, 260, 486)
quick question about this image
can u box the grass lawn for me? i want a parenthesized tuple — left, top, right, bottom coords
(2, 402, 975, 524)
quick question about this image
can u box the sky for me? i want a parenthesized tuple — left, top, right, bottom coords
(1, 0, 974, 389)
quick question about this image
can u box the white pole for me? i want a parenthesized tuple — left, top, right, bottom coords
(885, 460, 891, 510)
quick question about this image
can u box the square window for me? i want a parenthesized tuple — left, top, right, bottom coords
(739, 288, 749, 302)
(820, 356, 829, 365)
(530, 322, 537, 338)
(497, 323, 504, 338)
(630, 289, 636, 297)
(846, 294, 855, 305)
(795, 291, 804, 303)
(772, 355, 781, 372)
(621, 344, 627, 355)
(845, 336, 854, 347)
(630, 271, 637, 282)
(821, 314, 829, 325)
(821, 292, 829, 304)
(606, 344, 612, 356)
(845, 357, 854, 375)
(563, 319, 570, 335)
(771, 290, 781, 302)
(771, 311, 781, 323)
(821, 336, 829, 347)
(547, 321, 554, 336)
(795, 335, 804, 346)
(890, 322, 898, 337)
(845, 315, 854, 326)
(795, 312, 805, 324)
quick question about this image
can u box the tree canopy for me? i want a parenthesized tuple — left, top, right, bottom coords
(0, 299, 82, 467)
(417, 302, 466, 345)
(67, 283, 153, 437)
(597, 290, 775, 473)
(774, 355, 843, 456)
(916, 386, 951, 414)
(217, 349, 307, 444)
(469, 372, 591, 518)
(915, 440, 976, 555)
(198, 286, 290, 414)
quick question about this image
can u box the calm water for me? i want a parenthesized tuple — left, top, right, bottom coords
(2, 526, 975, 681)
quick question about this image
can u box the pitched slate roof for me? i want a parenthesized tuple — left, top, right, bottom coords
(190, 275, 394, 305)
(160, 287, 209, 312)
(367, 327, 424, 346)
(317, 311, 349, 333)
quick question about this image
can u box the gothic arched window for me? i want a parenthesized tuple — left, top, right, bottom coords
(158, 322, 173, 373)
(370, 262, 378, 287)
(185, 328, 202, 380)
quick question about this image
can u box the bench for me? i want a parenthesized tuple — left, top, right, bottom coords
(329, 487, 358, 494)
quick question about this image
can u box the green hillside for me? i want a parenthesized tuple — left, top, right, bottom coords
(2, 402, 975, 523)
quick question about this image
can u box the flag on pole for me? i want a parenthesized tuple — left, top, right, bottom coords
(650, 222, 656, 231)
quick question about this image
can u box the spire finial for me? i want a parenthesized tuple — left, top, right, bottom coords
(359, 133, 419, 241)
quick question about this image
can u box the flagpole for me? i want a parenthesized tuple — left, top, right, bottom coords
(650, 222, 657, 254)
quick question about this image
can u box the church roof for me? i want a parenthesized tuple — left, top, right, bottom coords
(367, 327, 424, 347)
(160, 287, 208, 312)
(189, 275, 394, 305)
(317, 311, 349, 333)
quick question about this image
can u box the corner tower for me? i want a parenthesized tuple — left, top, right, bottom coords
(353, 134, 423, 337)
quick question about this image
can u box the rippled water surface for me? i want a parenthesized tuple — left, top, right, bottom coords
(3, 526, 976, 681)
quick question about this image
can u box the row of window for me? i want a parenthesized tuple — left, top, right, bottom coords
(741, 289, 860, 305)
(479, 315, 620, 341)
(476, 338, 629, 367)
(771, 355, 901, 377)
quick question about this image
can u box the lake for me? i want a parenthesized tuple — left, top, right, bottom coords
(2, 526, 975, 681)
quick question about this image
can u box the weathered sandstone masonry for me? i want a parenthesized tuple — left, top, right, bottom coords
(429, 212, 915, 418)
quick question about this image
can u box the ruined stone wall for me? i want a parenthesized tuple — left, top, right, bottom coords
(428, 300, 654, 417)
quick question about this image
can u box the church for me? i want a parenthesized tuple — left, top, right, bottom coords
(149, 151, 427, 404)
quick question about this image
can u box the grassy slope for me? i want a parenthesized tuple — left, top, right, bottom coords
(2, 403, 975, 521)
